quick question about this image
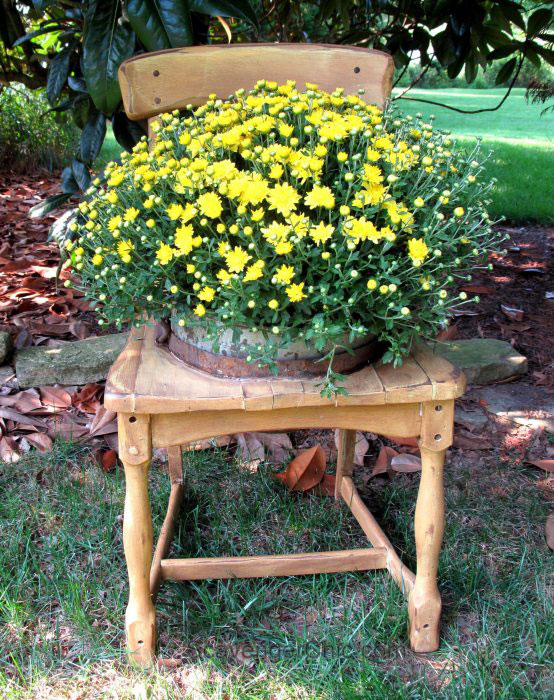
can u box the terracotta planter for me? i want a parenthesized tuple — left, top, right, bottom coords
(165, 319, 384, 379)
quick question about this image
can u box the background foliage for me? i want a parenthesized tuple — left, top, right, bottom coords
(0, 84, 78, 171)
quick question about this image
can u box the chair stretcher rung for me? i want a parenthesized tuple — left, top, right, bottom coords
(160, 547, 387, 581)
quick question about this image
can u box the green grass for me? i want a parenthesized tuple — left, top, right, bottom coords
(392, 87, 554, 223)
(1, 441, 552, 698)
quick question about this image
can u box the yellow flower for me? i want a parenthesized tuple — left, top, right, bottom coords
(107, 191, 118, 204)
(274, 264, 295, 284)
(367, 279, 377, 290)
(243, 261, 264, 282)
(198, 286, 215, 302)
(108, 215, 122, 232)
(166, 203, 183, 220)
(269, 164, 284, 179)
(414, 197, 424, 208)
(267, 182, 300, 217)
(175, 224, 201, 255)
(197, 192, 222, 218)
(124, 207, 139, 222)
(92, 254, 103, 266)
(408, 238, 429, 264)
(454, 206, 465, 218)
(180, 203, 197, 223)
(117, 239, 134, 260)
(250, 208, 264, 222)
(310, 222, 334, 246)
(268, 299, 279, 309)
(363, 164, 383, 185)
(262, 221, 290, 245)
(304, 185, 335, 210)
(217, 269, 232, 284)
(156, 243, 174, 265)
(275, 240, 293, 255)
(225, 246, 251, 272)
(194, 303, 206, 317)
(285, 282, 306, 302)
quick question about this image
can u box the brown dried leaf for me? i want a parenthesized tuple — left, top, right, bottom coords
(453, 433, 493, 450)
(235, 432, 265, 470)
(25, 432, 53, 452)
(274, 444, 326, 492)
(526, 458, 554, 473)
(0, 407, 48, 429)
(94, 448, 118, 472)
(0, 436, 21, 462)
(40, 386, 72, 410)
(370, 446, 399, 478)
(333, 430, 369, 466)
(546, 513, 554, 551)
(391, 453, 422, 473)
(500, 304, 524, 321)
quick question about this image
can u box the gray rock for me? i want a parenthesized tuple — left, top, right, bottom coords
(432, 338, 527, 385)
(455, 407, 488, 432)
(468, 384, 554, 433)
(15, 333, 128, 388)
(0, 365, 18, 389)
(0, 331, 13, 364)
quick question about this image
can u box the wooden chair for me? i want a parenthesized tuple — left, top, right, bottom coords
(108, 45, 466, 666)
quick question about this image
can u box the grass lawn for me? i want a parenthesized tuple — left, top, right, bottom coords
(393, 88, 554, 223)
(1, 441, 552, 698)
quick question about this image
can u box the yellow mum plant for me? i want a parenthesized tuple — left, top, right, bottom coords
(67, 80, 503, 397)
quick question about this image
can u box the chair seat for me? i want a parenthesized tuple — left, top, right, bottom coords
(105, 324, 466, 414)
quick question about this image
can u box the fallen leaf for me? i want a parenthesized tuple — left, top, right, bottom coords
(370, 446, 399, 478)
(500, 304, 524, 321)
(383, 435, 419, 448)
(0, 407, 48, 429)
(460, 284, 495, 295)
(40, 386, 72, 410)
(253, 431, 293, 464)
(453, 434, 493, 450)
(391, 453, 422, 473)
(94, 448, 118, 472)
(86, 406, 117, 438)
(25, 432, 53, 452)
(312, 473, 336, 497)
(436, 322, 459, 341)
(0, 436, 21, 462)
(546, 513, 554, 551)
(526, 459, 554, 473)
(274, 445, 326, 492)
(235, 432, 265, 470)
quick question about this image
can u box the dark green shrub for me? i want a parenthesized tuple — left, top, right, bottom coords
(0, 85, 79, 172)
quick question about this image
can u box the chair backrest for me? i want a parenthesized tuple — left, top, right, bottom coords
(118, 43, 393, 123)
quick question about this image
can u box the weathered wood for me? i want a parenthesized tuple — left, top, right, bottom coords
(150, 482, 183, 599)
(408, 447, 446, 652)
(161, 548, 387, 580)
(419, 399, 454, 452)
(119, 44, 394, 121)
(167, 444, 183, 485)
(335, 429, 356, 500)
(341, 476, 415, 593)
(151, 403, 422, 448)
(122, 457, 155, 666)
(105, 324, 465, 414)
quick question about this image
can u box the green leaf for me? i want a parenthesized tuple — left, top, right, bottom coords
(13, 23, 61, 47)
(126, 0, 194, 51)
(61, 165, 79, 194)
(28, 193, 72, 219)
(487, 44, 518, 61)
(73, 96, 92, 129)
(46, 45, 74, 105)
(72, 159, 91, 191)
(112, 112, 147, 151)
(527, 8, 552, 37)
(83, 0, 136, 115)
(80, 109, 107, 165)
(189, 0, 259, 30)
(495, 56, 517, 85)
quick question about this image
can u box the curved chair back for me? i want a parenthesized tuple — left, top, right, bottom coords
(118, 43, 393, 123)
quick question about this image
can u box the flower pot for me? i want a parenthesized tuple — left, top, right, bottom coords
(167, 319, 384, 379)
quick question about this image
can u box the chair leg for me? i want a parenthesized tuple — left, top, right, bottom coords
(408, 446, 445, 652)
(123, 458, 156, 666)
(335, 429, 356, 500)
